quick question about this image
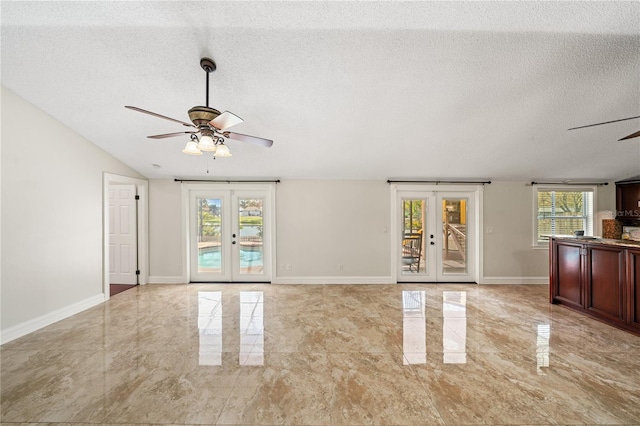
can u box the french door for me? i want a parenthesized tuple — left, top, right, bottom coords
(393, 186, 480, 283)
(187, 185, 274, 282)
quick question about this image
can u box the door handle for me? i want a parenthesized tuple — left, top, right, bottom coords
(232, 241, 237, 245)
(430, 234, 434, 239)
(430, 242, 435, 245)
(232, 233, 236, 238)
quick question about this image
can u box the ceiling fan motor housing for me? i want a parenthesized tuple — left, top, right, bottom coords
(188, 106, 221, 126)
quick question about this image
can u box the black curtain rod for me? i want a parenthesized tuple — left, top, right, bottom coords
(174, 179, 280, 183)
(530, 181, 608, 186)
(615, 179, 640, 185)
(387, 180, 491, 185)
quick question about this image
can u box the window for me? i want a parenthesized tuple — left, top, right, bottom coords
(534, 186, 595, 246)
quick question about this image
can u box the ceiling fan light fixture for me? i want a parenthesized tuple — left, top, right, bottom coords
(197, 134, 216, 151)
(182, 140, 203, 155)
(215, 142, 232, 157)
(126, 58, 273, 163)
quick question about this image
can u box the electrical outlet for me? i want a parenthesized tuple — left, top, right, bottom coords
(486, 226, 494, 234)
(339, 264, 344, 271)
(286, 264, 292, 271)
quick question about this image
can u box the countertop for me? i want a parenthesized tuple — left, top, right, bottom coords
(551, 235, 640, 249)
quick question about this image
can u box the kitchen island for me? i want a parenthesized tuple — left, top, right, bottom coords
(550, 236, 640, 336)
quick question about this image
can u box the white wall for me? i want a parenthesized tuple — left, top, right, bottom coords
(146, 179, 617, 285)
(483, 181, 615, 282)
(1, 86, 144, 339)
(146, 179, 392, 283)
(483, 182, 549, 280)
(148, 179, 183, 281)
(276, 180, 391, 281)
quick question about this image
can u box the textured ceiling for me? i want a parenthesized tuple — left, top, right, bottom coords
(2, 1, 639, 181)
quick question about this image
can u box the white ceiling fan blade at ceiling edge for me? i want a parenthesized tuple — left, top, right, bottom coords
(147, 131, 198, 139)
(209, 111, 244, 130)
(125, 105, 196, 128)
(224, 131, 274, 147)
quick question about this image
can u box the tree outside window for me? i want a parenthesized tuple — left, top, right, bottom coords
(535, 188, 594, 245)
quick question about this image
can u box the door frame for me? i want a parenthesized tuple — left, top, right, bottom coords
(390, 184, 484, 284)
(181, 182, 277, 283)
(102, 173, 149, 300)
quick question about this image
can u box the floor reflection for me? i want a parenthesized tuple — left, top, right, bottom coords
(197, 288, 547, 370)
(536, 323, 551, 374)
(197, 291, 222, 366)
(197, 290, 265, 366)
(240, 291, 265, 366)
(402, 290, 427, 364)
(4, 284, 640, 424)
(442, 291, 467, 364)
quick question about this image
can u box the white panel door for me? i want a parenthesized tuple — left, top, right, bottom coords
(109, 184, 137, 284)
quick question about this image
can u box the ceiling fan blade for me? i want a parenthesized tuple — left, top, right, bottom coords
(224, 132, 273, 147)
(210, 111, 244, 131)
(568, 115, 640, 131)
(619, 130, 640, 141)
(125, 105, 196, 128)
(148, 131, 198, 139)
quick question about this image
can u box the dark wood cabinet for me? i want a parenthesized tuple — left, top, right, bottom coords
(550, 238, 640, 336)
(550, 241, 583, 309)
(584, 245, 626, 324)
(616, 180, 640, 220)
(628, 248, 640, 332)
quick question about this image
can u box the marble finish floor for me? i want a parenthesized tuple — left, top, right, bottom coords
(2, 283, 640, 425)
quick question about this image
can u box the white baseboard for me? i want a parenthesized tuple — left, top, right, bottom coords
(274, 276, 394, 285)
(147, 276, 186, 284)
(1, 294, 105, 345)
(481, 276, 548, 285)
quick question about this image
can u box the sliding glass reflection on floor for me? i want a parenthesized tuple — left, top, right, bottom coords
(443, 291, 467, 364)
(402, 291, 427, 365)
(197, 291, 265, 366)
(240, 291, 265, 366)
(198, 291, 223, 366)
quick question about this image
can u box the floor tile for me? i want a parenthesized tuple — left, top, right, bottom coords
(2, 283, 640, 425)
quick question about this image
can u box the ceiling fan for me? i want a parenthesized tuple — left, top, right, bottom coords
(125, 57, 273, 157)
(568, 115, 640, 141)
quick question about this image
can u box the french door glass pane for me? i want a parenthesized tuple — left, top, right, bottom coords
(197, 197, 223, 274)
(238, 198, 264, 275)
(401, 199, 426, 275)
(442, 198, 467, 274)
